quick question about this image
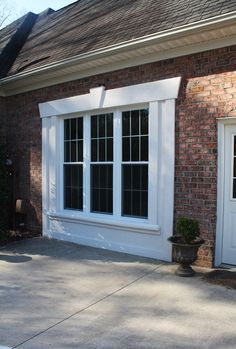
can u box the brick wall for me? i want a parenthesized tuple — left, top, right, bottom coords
(5, 45, 236, 266)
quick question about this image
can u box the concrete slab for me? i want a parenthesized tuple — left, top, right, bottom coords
(0, 238, 235, 349)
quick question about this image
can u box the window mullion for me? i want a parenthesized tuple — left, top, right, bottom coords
(113, 110, 122, 217)
(84, 113, 91, 213)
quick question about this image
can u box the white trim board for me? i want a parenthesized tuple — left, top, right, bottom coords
(39, 78, 181, 118)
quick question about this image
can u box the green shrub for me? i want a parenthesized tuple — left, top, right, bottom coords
(0, 145, 10, 239)
(176, 217, 200, 244)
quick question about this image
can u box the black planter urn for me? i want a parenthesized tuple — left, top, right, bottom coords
(168, 236, 204, 277)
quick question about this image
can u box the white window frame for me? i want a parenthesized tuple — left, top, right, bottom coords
(39, 77, 181, 261)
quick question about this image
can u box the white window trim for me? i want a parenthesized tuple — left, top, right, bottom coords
(39, 77, 181, 262)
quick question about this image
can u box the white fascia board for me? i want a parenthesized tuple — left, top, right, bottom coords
(39, 77, 181, 118)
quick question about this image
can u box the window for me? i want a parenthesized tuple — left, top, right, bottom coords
(122, 109, 148, 217)
(90, 113, 113, 214)
(63, 108, 149, 219)
(64, 117, 83, 210)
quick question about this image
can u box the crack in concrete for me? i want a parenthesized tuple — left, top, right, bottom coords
(13, 263, 163, 348)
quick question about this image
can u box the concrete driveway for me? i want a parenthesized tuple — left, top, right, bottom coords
(0, 238, 235, 349)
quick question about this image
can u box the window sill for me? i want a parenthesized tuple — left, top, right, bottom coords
(47, 211, 161, 235)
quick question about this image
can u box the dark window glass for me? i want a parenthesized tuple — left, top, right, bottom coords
(78, 140, 83, 162)
(91, 165, 113, 214)
(233, 179, 236, 199)
(64, 142, 70, 162)
(107, 113, 113, 137)
(122, 138, 130, 162)
(131, 137, 139, 161)
(131, 110, 139, 135)
(91, 116, 97, 138)
(99, 115, 105, 137)
(77, 118, 83, 139)
(234, 135, 236, 156)
(71, 141, 76, 162)
(91, 140, 97, 162)
(64, 117, 83, 163)
(141, 109, 148, 135)
(122, 109, 148, 162)
(91, 114, 113, 162)
(64, 120, 70, 140)
(141, 136, 148, 161)
(64, 118, 83, 210)
(107, 139, 113, 162)
(71, 118, 77, 139)
(122, 111, 130, 136)
(99, 139, 105, 162)
(122, 165, 148, 218)
(64, 164, 83, 210)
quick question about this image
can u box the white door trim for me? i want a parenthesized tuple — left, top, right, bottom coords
(216, 117, 236, 266)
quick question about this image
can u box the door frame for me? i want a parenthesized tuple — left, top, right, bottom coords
(216, 117, 236, 266)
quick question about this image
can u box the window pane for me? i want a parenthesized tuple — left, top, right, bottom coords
(91, 116, 97, 138)
(71, 118, 77, 140)
(77, 118, 83, 139)
(77, 140, 83, 162)
(64, 117, 83, 164)
(122, 164, 148, 218)
(141, 109, 148, 135)
(106, 113, 113, 137)
(122, 109, 148, 163)
(234, 158, 236, 178)
(107, 139, 113, 162)
(64, 142, 70, 162)
(99, 139, 105, 162)
(91, 165, 113, 214)
(99, 115, 105, 137)
(233, 179, 236, 199)
(131, 137, 139, 161)
(131, 110, 139, 135)
(91, 114, 113, 162)
(141, 136, 148, 161)
(141, 191, 148, 217)
(64, 119, 70, 140)
(91, 140, 97, 162)
(64, 164, 83, 210)
(122, 111, 130, 136)
(71, 141, 76, 162)
(122, 137, 130, 162)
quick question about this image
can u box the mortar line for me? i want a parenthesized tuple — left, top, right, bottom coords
(13, 263, 163, 348)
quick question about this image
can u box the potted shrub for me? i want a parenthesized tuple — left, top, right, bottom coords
(168, 217, 204, 277)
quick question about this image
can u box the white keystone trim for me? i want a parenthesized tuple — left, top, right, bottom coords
(39, 78, 181, 118)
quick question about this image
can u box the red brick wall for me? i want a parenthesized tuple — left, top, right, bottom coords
(5, 45, 236, 266)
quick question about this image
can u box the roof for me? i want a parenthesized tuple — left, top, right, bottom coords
(0, 12, 37, 78)
(0, 0, 235, 79)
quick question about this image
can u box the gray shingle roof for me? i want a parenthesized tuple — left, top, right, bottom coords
(0, 13, 38, 78)
(1, 0, 236, 77)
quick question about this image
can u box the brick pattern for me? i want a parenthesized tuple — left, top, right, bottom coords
(5, 45, 236, 267)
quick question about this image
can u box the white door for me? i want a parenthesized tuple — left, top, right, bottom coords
(222, 125, 236, 265)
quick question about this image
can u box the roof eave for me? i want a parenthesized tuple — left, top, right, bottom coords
(1, 11, 236, 96)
